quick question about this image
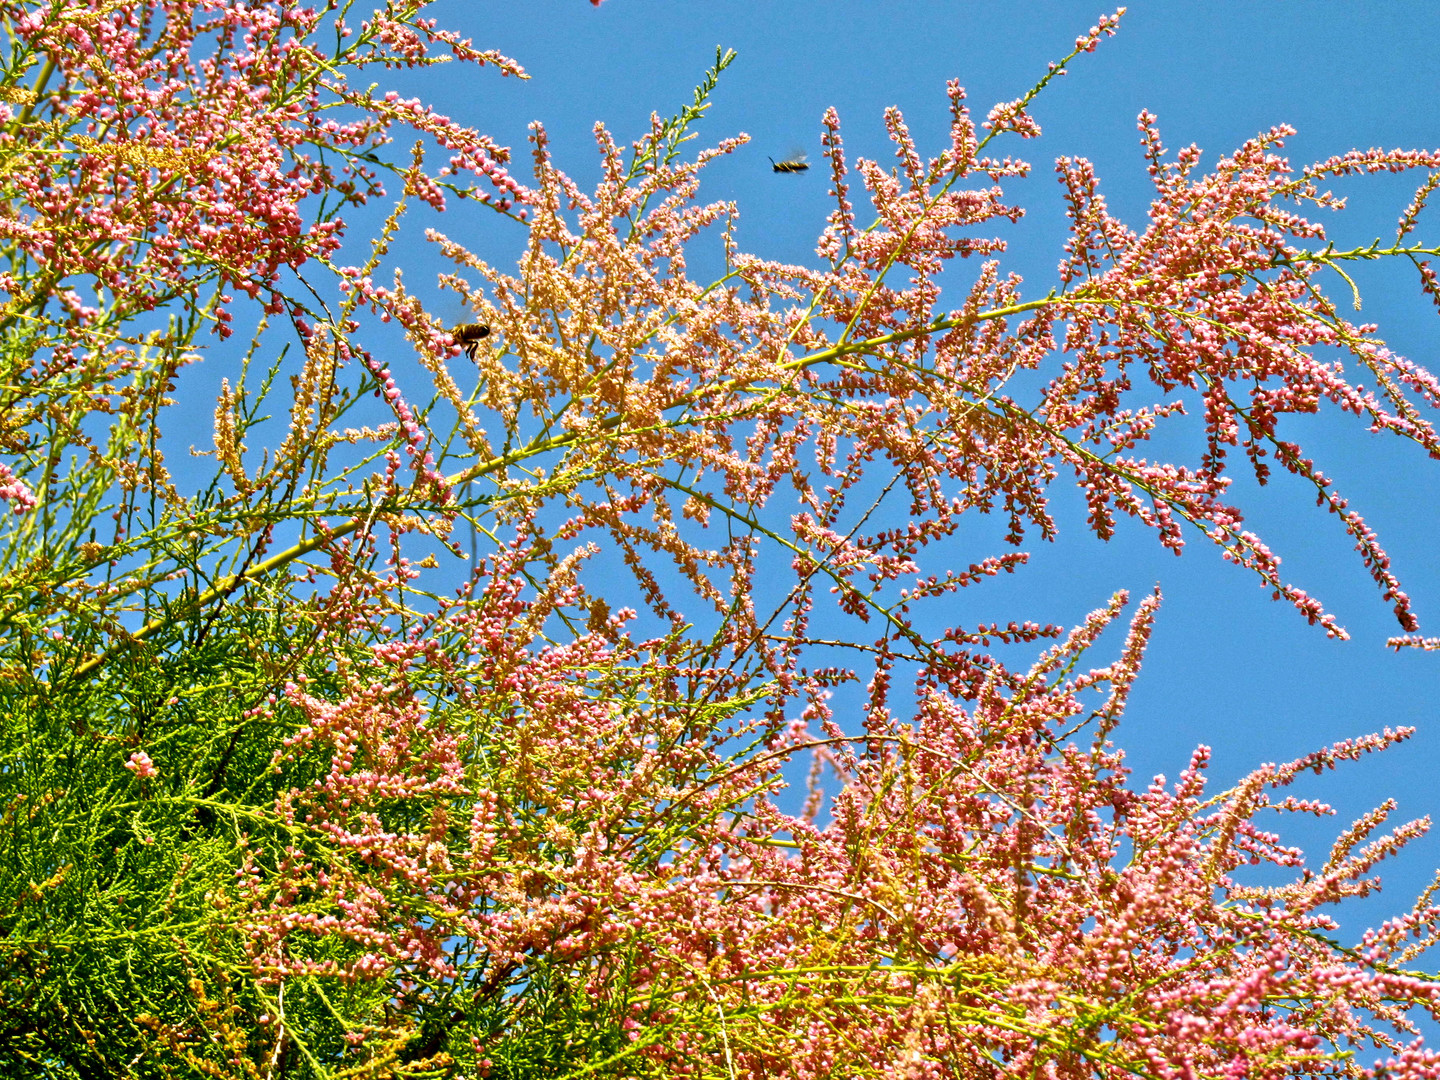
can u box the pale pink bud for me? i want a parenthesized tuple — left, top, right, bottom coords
(124, 751, 158, 780)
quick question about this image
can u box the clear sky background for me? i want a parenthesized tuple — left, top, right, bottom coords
(362, 2, 1440, 941)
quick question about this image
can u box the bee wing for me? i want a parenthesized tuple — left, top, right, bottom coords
(770, 148, 810, 174)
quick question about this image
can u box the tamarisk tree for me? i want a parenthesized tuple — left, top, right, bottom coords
(3, 3, 1440, 1077)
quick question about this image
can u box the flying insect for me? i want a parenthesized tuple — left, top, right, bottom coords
(450, 322, 491, 359)
(769, 153, 809, 175)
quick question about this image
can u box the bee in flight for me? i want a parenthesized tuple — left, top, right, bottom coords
(769, 152, 809, 175)
(450, 322, 491, 359)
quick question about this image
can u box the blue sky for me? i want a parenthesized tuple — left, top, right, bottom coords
(370, 2, 1440, 937)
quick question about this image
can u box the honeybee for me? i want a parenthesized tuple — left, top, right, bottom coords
(769, 153, 809, 175)
(450, 322, 491, 359)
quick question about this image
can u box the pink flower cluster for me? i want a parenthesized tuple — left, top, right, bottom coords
(124, 751, 158, 779)
(231, 548, 1440, 1075)
(327, 15, 1440, 1070)
(0, 464, 36, 515)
